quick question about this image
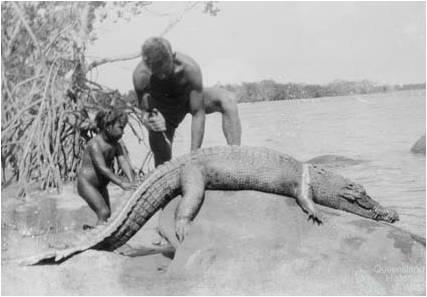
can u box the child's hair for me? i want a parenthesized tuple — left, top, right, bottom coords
(95, 108, 128, 131)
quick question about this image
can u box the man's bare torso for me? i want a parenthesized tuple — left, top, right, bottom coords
(133, 52, 203, 127)
(133, 52, 202, 98)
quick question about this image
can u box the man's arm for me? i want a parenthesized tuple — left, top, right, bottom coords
(133, 63, 166, 132)
(189, 80, 205, 151)
(117, 140, 135, 182)
(185, 58, 205, 151)
(132, 62, 151, 111)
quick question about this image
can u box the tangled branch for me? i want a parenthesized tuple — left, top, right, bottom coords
(87, 1, 219, 71)
(1, 2, 149, 197)
(1, 1, 219, 197)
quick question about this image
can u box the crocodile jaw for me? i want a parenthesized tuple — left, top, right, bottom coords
(337, 194, 399, 223)
(309, 165, 399, 223)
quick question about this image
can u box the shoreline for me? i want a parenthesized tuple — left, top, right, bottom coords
(236, 88, 426, 104)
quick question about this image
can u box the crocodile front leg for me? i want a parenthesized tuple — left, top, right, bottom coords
(175, 163, 206, 242)
(295, 164, 323, 225)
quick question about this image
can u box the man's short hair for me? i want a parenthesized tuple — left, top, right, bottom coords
(142, 37, 173, 67)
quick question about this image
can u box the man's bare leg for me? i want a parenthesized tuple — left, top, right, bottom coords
(149, 125, 175, 245)
(203, 87, 242, 145)
(222, 100, 242, 145)
(152, 211, 169, 246)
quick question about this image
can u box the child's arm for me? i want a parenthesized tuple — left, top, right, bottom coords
(89, 142, 126, 188)
(117, 141, 135, 183)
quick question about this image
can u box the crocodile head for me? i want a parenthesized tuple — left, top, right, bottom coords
(309, 165, 399, 223)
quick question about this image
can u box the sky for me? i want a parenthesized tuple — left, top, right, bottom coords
(87, 1, 426, 92)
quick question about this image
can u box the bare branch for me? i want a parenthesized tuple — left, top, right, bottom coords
(1, 99, 42, 137)
(159, 2, 200, 36)
(78, 4, 92, 49)
(87, 2, 202, 71)
(4, 19, 22, 58)
(87, 51, 140, 71)
(2, 141, 25, 148)
(11, 74, 44, 95)
(18, 59, 58, 176)
(85, 78, 118, 93)
(10, 2, 42, 57)
(2, 1, 215, 194)
(43, 22, 77, 54)
(1, 60, 12, 100)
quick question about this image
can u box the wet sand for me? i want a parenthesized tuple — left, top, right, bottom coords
(1, 183, 176, 295)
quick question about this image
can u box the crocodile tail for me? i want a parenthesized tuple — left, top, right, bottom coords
(17, 250, 59, 266)
(16, 219, 118, 265)
(17, 241, 106, 265)
(17, 146, 250, 265)
(18, 154, 187, 265)
(18, 246, 89, 266)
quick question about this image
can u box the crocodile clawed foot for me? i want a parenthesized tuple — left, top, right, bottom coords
(175, 217, 191, 243)
(307, 211, 323, 225)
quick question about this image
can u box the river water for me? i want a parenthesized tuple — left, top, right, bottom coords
(123, 89, 426, 237)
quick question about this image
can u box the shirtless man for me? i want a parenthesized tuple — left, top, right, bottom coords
(132, 37, 241, 167)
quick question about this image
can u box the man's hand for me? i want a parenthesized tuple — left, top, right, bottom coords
(146, 108, 166, 132)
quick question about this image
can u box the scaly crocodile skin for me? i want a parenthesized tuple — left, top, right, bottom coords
(20, 146, 398, 265)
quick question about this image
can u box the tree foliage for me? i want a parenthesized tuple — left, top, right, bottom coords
(1, 1, 218, 196)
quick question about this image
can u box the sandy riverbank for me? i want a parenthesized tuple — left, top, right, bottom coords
(2, 182, 425, 295)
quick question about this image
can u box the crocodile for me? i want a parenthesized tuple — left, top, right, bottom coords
(19, 146, 398, 265)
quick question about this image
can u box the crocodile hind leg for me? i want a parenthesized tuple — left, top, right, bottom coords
(295, 164, 323, 225)
(175, 163, 206, 242)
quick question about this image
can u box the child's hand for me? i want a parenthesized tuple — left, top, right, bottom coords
(121, 181, 138, 191)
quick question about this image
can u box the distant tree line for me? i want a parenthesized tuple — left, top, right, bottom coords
(219, 80, 426, 103)
(122, 80, 425, 104)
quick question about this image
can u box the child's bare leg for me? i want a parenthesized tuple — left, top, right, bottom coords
(99, 186, 111, 211)
(77, 178, 111, 225)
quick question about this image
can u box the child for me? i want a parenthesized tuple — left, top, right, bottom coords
(77, 108, 137, 226)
